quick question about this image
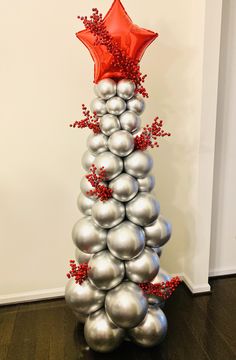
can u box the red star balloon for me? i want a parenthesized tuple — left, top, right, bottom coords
(76, 0, 158, 83)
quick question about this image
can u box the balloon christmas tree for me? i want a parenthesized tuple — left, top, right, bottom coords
(65, 0, 181, 353)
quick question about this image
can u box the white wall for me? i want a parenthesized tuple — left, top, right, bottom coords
(210, 0, 236, 277)
(0, 0, 221, 303)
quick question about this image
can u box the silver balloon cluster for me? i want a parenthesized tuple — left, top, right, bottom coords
(66, 78, 172, 353)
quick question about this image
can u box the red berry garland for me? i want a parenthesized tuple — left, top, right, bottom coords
(86, 164, 113, 202)
(78, 8, 149, 98)
(70, 104, 101, 134)
(67, 260, 90, 285)
(139, 276, 181, 300)
(135, 117, 171, 151)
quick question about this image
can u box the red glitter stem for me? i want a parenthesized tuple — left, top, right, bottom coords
(66, 260, 90, 285)
(135, 117, 171, 151)
(70, 104, 101, 134)
(86, 164, 113, 202)
(139, 276, 182, 300)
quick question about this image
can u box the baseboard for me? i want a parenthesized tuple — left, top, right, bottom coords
(0, 272, 212, 306)
(182, 273, 211, 294)
(0, 287, 65, 306)
(173, 273, 211, 294)
(209, 267, 236, 277)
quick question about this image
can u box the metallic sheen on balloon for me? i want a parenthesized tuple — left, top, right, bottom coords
(77, 193, 95, 216)
(128, 307, 168, 347)
(75, 247, 92, 264)
(105, 281, 148, 329)
(99, 114, 121, 136)
(127, 95, 145, 115)
(125, 247, 160, 283)
(80, 175, 95, 198)
(95, 151, 123, 181)
(87, 133, 108, 155)
(65, 279, 105, 315)
(72, 217, 107, 254)
(82, 151, 96, 172)
(124, 151, 153, 178)
(119, 110, 141, 133)
(138, 175, 155, 192)
(95, 78, 117, 100)
(109, 173, 138, 202)
(106, 96, 126, 116)
(108, 130, 134, 157)
(84, 310, 125, 353)
(126, 193, 160, 226)
(92, 198, 125, 229)
(88, 250, 125, 290)
(145, 215, 172, 248)
(107, 220, 145, 261)
(90, 98, 107, 116)
(117, 79, 136, 100)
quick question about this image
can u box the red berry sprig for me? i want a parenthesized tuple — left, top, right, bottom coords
(66, 260, 90, 285)
(86, 164, 113, 202)
(134, 117, 171, 151)
(78, 8, 150, 98)
(70, 104, 101, 134)
(139, 276, 181, 300)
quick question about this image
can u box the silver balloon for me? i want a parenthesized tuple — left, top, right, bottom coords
(152, 269, 172, 284)
(126, 193, 160, 227)
(84, 309, 125, 353)
(87, 133, 108, 155)
(77, 193, 95, 216)
(109, 173, 138, 202)
(127, 95, 145, 115)
(125, 247, 160, 283)
(124, 151, 153, 179)
(107, 221, 145, 260)
(90, 98, 107, 116)
(106, 96, 126, 116)
(108, 130, 134, 157)
(153, 247, 163, 257)
(82, 151, 96, 172)
(65, 278, 105, 315)
(119, 110, 141, 133)
(105, 281, 148, 329)
(117, 79, 136, 100)
(88, 250, 125, 290)
(145, 215, 172, 248)
(75, 247, 92, 264)
(128, 307, 168, 347)
(147, 269, 172, 306)
(80, 175, 95, 198)
(92, 198, 125, 229)
(138, 175, 156, 192)
(99, 114, 120, 136)
(95, 151, 123, 181)
(95, 78, 117, 100)
(72, 217, 107, 254)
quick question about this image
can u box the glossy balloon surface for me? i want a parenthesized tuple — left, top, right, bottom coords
(107, 221, 145, 260)
(105, 281, 148, 329)
(72, 217, 107, 254)
(84, 310, 125, 353)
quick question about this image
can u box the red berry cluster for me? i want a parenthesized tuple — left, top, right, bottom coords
(86, 164, 113, 202)
(78, 8, 149, 98)
(66, 260, 90, 285)
(70, 104, 101, 134)
(139, 276, 181, 300)
(135, 117, 171, 151)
